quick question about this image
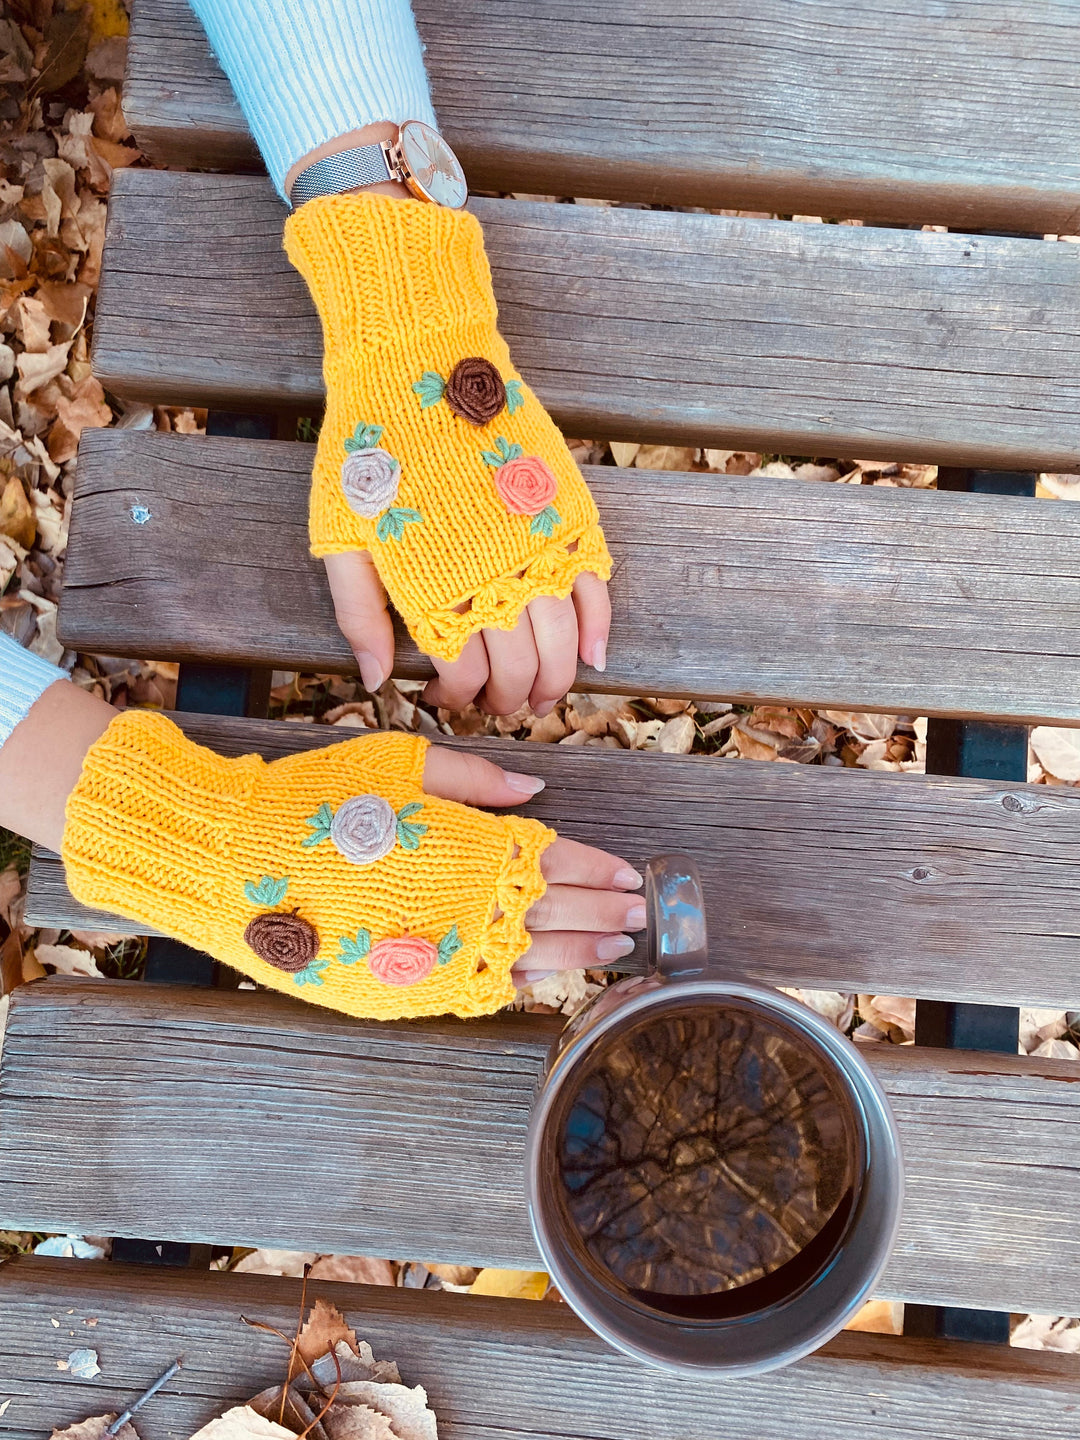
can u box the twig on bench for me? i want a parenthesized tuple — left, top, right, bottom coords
(281, 1262, 312, 1420)
(295, 1342, 342, 1440)
(105, 1356, 183, 1435)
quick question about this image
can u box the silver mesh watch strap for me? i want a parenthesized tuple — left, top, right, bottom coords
(289, 143, 394, 208)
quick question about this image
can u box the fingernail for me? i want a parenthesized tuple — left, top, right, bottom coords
(625, 903, 647, 929)
(534, 700, 555, 718)
(590, 638, 607, 673)
(596, 933, 636, 962)
(503, 770, 546, 795)
(613, 866, 644, 890)
(355, 652, 385, 692)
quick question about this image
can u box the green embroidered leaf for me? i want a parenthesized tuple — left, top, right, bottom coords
(481, 435, 524, 468)
(376, 507, 423, 542)
(396, 819, 428, 850)
(302, 801, 334, 847)
(397, 802, 424, 820)
(244, 875, 289, 907)
(336, 929, 372, 965)
(437, 924, 463, 965)
(529, 505, 561, 538)
(294, 959, 330, 987)
(344, 421, 385, 453)
(505, 380, 524, 415)
(412, 371, 446, 408)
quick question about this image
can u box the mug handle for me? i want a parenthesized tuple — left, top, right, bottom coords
(646, 853, 710, 979)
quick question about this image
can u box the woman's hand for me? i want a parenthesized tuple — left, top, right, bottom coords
(326, 553, 611, 716)
(421, 743, 643, 981)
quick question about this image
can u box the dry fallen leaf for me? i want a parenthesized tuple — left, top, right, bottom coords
(321, 1403, 395, 1440)
(654, 713, 696, 753)
(819, 710, 897, 742)
(469, 1268, 549, 1300)
(296, 1297, 361, 1367)
(64, 1348, 101, 1379)
(634, 444, 696, 471)
(608, 441, 640, 466)
(233, 1249, 319, 1277)
(0, 475, 35, 548)
(188, 1406, 296, 1440)
(308, 1255, 395, 1286)
(1031, 726, 1080, 783)
(49, 1416, 138, 1440)
(797, 991, 855, 1032)
(846, 1299, 903, 1334)
(330, 1383, 437, 1440)
(34, 944, 105, 978)
(1032, 1037, 1080, 1060)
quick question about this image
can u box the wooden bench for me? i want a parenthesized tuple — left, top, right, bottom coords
(6, 0, 1080, 1431)
(6, 1257, 1080, 1440)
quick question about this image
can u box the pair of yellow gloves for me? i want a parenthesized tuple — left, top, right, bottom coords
(64, 194, 611, 1023)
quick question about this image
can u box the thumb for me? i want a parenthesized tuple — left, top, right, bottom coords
(323, 551, 396, 693)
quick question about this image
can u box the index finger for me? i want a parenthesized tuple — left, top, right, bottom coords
(540, 836, 643, 891)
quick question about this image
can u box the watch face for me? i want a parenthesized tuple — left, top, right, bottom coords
(398, 120, 468, 208)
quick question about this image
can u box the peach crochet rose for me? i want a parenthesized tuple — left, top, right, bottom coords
(495, 455, 559, 516)
(368, 935, 438, 986)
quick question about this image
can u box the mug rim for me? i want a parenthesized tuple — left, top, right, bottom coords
(525, 974, 905, 1375)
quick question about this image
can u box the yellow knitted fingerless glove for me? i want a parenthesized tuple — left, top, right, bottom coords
(62, 712, 555, 1021)
(283, 193, 612, 661)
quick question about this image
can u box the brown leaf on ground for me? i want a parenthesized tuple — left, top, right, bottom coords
(731, 728, 777, 761)
(330, 1384, 437, 1440)
(0, 475, 35, 547)
(654, 713, 695, 753)
(634, 443, 697, 471)
(308, 1255, 396, 1286)
(233, 1248, 318, 1277)
(49, 1417, 139, 1440)
(423, 1262, 480, 1286)
(608, 441, 640, 466)
(819, 710, 897, 742)
(296, 1298, 361, 1366)
(846, 1299, 903, 1334)
(321, 1404, 396, 1440)
(1031, 726, 1080, 783)
(189, 1406, 296, 1440)
(34, 943, 104, 978)
(248, 1384, 328, 1440)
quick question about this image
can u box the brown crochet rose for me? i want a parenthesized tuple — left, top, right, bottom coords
(244, 912, 320, 972)
(445, 357, 506, 425)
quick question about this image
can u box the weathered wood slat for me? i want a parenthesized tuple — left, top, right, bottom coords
(2, 979, 1079, 1314)
(25, 711, 1080, 1009)
(127, 0, 1080, 232)
(93, 170, 1080, 473)
(63, 428, 1080, 726)
(5, 1259, 1080, 1440)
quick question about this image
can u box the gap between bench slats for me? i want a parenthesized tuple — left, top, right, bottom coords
(5, 1259, 1080, 1440)
(1, 979, 1078, 1316)
(63, 428, 1080, 726)
(126, 0, 1080, 233)
(93, 171, 1080, 473)
(25, 711, 1080, 1009)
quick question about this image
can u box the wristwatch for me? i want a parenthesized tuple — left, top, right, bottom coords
(289, 120, 469, 210)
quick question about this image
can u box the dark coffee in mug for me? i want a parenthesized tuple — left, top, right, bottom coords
(553, 999, 862, 1319)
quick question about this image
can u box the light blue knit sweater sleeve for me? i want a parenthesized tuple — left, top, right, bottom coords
(188, 0, 437, 200)
(0, 633, 66, 751)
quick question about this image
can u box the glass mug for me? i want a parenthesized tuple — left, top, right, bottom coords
(525, 854, 904, 1375)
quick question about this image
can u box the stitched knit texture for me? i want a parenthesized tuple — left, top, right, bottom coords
(62, 712, 555, 1021)
(284, 194, 612, 661)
